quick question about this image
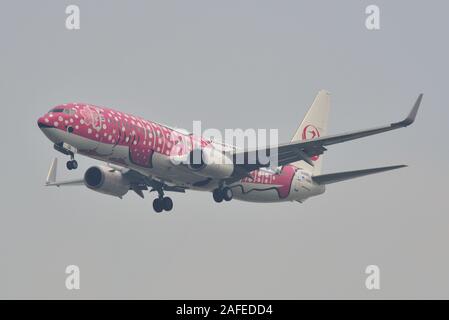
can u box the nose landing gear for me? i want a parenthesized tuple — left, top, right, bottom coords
(66, 159, 78, 170)
(54, 143, 78, 171)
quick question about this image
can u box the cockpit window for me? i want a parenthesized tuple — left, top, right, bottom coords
(49, 108, 75, 115)
(63, 109, 75, 115)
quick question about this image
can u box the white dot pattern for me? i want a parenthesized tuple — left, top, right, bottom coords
(42, 103, 211, 168)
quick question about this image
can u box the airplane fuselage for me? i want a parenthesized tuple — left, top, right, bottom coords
(37, 103, 324, 203)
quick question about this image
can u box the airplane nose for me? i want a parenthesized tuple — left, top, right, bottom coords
(37, 116, 52, 129)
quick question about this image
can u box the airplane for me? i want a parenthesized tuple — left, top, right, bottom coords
(37, 91, 423, 213)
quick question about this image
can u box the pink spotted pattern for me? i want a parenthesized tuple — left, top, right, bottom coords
(41, 103, 211, 168)
(40, 103, 296, 199)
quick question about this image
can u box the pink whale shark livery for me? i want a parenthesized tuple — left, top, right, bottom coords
(38, 91, 422, 213)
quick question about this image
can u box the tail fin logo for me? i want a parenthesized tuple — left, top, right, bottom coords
(302, 124, 320, 140)
(302, 125, 320, 161)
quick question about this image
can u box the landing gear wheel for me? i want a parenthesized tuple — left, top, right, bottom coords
(222, 187, 233, 201)
(152, 198, 163, 213)
(66, 160, 78, 170)
(162, 197, 173, 211)
(213, 189, 224, 203)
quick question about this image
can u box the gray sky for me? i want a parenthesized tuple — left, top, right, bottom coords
(0, 0, 448, 299)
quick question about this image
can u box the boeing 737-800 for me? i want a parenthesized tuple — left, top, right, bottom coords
(37, 91, 422, 212)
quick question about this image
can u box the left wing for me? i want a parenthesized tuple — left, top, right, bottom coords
(232, 94, 423, 172)
(45, 158, 84, 186)
(44, 158, 187, 198)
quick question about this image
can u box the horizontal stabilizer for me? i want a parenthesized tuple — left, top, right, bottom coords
(312, 165, 407, 185)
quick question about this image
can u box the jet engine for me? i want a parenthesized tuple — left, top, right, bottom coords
(187, 148, 234, 179)
(84, 166, 129, 198)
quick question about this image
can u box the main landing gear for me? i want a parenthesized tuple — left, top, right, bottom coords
(213, 186, 233, 203)
(152, 188, 173, 213)
(153, 197, 173, 213)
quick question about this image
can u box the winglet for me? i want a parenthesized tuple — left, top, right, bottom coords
(394, 94, 423, 127)
(46, 158, 58, 185)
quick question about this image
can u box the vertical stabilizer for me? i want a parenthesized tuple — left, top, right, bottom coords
(290, 90, 330, 174)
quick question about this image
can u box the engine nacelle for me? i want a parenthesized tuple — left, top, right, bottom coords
(187, 148, 234, 179)
(84, 166, 129, 198)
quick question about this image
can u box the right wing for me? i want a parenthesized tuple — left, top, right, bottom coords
(232, 94, 423, 172)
